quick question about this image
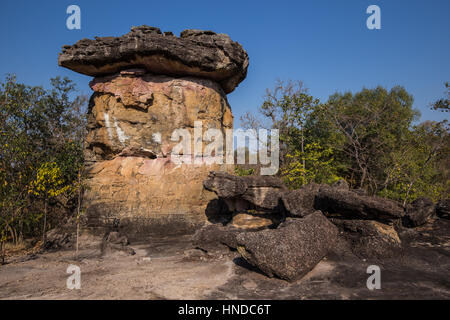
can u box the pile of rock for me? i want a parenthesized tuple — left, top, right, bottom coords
(203, 171, 287, 228)
(195, 172, 340, 280)
(195, 172, 448, 281)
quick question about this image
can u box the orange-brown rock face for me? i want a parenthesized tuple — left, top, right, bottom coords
(83, 70, 233, 235)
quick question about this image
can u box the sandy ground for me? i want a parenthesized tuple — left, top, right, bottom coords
(0, 219, 449, 300)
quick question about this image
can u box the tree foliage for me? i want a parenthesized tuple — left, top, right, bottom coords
(241, 80, 340, 185)
(0, 74, 87, 247)
(431, 82, 449, 112)
(245, 81, 449, 203)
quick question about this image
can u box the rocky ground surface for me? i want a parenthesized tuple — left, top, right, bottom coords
(1, 217, 449, 300)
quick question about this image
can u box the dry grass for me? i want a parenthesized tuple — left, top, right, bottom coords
(2, 239, 41, 259)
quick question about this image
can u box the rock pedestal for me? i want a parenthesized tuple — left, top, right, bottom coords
(58, 26, 248, 235)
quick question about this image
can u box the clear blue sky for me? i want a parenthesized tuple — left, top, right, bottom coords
(1, 0, 449, 124)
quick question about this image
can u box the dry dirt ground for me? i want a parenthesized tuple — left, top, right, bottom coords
(0, 219, 449, 300)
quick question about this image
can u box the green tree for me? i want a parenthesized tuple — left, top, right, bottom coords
(28, 162, 70, 242)
(322, 86, 419, 194)
(282, 141, 340, 188)
(431, 82, 449, 112)
(379, 121, 448, 203)
(241, 80, 339, 186)
(0, 74, 87, 248)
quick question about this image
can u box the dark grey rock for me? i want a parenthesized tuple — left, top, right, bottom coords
(44, 229, 72, 250)
(436, 199, 450, 219)
(331, 219, 402, 258)
(332, 179, 349, 191)
(182, 248, 212, 261)
(314, 185, 404, 221)
(203, 171, 286, 210)
(353, 188, 367, 196)
(236, 211, 338, 281)
(404, 197, 435, 227)
(192, 223, 243, 252)
(281, 183, 321, 217)
(58, 25, 249, 94)
(104, 231, 129, 246)
(101, 231, 135, 256)
(203, 172, 247, 199)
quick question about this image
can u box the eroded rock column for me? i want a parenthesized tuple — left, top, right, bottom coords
(58, 26, 249, 235)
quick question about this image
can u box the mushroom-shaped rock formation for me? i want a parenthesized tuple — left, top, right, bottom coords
(58, 26, 248, 236)
(58, 25, 249, 94)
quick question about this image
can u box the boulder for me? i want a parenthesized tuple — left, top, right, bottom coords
(104, 231, 129, 246)
(203, 171, 286, 211)
(182, 248, 213, 261)
(203, 172, 247, 199)
(58, 25, 249, 94)
(192, 224, 243, 252)
(230, 212, 275, 230)
(332, 179, 349, 191)
(314, 185, 404, 222)
(403, 198, 435, 227)
(242, 186, 284, 210)
(331, 219, 401, 258)
(281, 183, 321, 217)
(101, 231, 135, 256)
(236, 211, 338, 281)
(43, 229, 72, 250)
(436, 199, 450, 220)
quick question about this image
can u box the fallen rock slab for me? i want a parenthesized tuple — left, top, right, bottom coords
(236, 211, 338, 281)
(203, 171, 286, 211)
(315, 185, 404, 221)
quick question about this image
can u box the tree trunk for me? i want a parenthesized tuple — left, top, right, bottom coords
(76, 169, 82, 260)
(42, 201, 47, 244)
(6, 223, 16, 245)
(403, 181, 414, 207)
(360, 168, 366, 189)
(301, 129, 306, 185)
(19, 217, 24, 244)
(0, 240, 5, 265)
(76, 220, 79, 260)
